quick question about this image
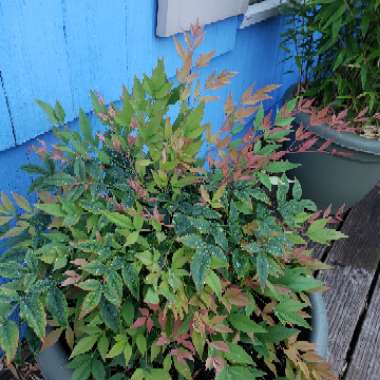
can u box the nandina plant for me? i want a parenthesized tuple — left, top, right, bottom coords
(0, 27, 342, 380)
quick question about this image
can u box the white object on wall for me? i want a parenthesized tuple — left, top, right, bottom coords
(156, 0, 249, 37)
(240, 0, 287, 28)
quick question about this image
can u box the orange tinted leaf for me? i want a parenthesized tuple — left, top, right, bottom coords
(224, 94, 234, 115)
(173, 36, 186, 60)
(235, 106, 258, 121)
(200, 96, 219, 104)
(196, 51, 215, 68)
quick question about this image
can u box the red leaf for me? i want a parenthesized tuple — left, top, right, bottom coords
(297, 137, 318, 153)
(182, 340, 196, 354)
(318, 138, 334, 152)
(331, 149, 352, 158)
(323, 204, 332, 219)
(156, 335, 171, 346)
(70, 259, 88, 267)
(139, 308, 150, 317)
(209, 341, 229, 353)
(146, 317, 154, 333)
(170, 348, 194, 363)
(132, 317, 146, 329)
(335, 203, 346, 222)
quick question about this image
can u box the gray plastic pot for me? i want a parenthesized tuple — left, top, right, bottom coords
(288, 110, 380, 211)
(36, 292, 328, 380)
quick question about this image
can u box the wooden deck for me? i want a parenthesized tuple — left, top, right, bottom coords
(316, 185, 380, 380)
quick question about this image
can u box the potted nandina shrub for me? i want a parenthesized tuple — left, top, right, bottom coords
(0, 27, 342, 380)
(281, 0, 380, 210)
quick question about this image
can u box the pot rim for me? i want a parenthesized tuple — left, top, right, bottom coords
(295, 112, 380, 156)
(282, 84, 380, 156)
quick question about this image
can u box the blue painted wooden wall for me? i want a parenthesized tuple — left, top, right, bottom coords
(0, 0, 297, 195)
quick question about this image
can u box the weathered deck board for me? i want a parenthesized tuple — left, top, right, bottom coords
(344, 271, 380, 380)
(318, 186, 380, 377)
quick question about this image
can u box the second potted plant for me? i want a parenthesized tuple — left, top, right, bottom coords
(281, 0, 380, 210)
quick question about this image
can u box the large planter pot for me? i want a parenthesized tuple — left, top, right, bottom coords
(288, 111, 380, 211)
(36, 293, 328, 380)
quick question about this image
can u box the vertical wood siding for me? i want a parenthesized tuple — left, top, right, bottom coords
(0, 88, 14, 151)
(0, 0, 291, 151)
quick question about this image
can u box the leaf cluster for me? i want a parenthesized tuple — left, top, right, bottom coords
(0, 27, 340, 380)
(281, 0, 380, 125)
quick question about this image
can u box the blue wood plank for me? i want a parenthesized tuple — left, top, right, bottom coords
(62, 0, 128, 113)
(0, 0, 74, 145)
(0, 86, 15, 151)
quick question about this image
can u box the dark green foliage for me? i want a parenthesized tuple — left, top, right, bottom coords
(282, 0, 380, 120)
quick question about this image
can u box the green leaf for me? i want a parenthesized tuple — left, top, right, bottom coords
(256, 254, 269, 288)
(121, 302, 135, 326)
(123, 343, 132, 365)
(46, 287, 68, 327)
(70, 335, 99, 358)
(0, 320, 19, 361)
(81, 262, 106, 276)
(102, 211, 132, 229)
(292, 179, 302, 200)
(77, 279, 102, 292)
(36, 203, 65, 217)
(0, 216, 13, 226)
(228, 313, 266, 334)
(190, 250, 211, 290)
(0, 262, 22, 279)
(257, 171, 272, 191)
(99, 298, 120, 332)
(97, 335, 109, 361)
(79, 109, 92, 143)
(131, 369, 145, 380)
(266, 161, 300, 173)
(173, 358, 192, 380)
(12, 192, 31, 212)
(91, 359, 106, 380)
(20, 295, 46, 339)
(103, 271, 123, 306)
(136, 334, 147, 354)
(54, 101, 65, 124)
(36, 100, 60, 126)
(44, 173, 77, 187)
(144, 287, 159, 304)
(206, 270, 222, 297)
(145, 369, 171, 380)
(79, 291, 102, 319)
(71, 359, 92, 380)
(122, 264, 140, 300)
(307, 219, 347, 244)
(279, 268, 322, 292)
(275, 299, 310, 328)
(257, 325, 298, 344)
(106, 341, 125, 358)
(125, 231, 139, 246)
(224, 343, 254, 365)
(216, 365, 265, 380)
(180, 234, 205, 250)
